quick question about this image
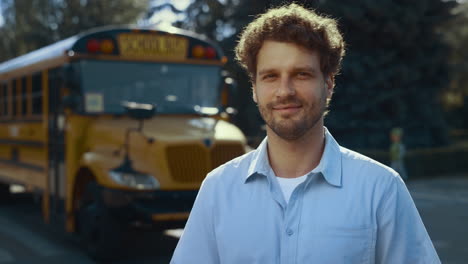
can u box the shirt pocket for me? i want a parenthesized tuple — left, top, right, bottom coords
(301, 226, 374, 264)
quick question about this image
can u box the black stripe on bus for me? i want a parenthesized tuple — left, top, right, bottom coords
(0, 158, 45, 172)
(0, 139, 44, 147)
(0, 119, 43, 123)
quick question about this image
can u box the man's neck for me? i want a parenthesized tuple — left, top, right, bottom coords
(266, 122, 325, 179)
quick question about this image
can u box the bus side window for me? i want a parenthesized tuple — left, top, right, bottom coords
(32, 72, 43, 116)
(12, 79, 18, 118)
(21, 76, 28, 117)
(0, 82, 5, 117)
(5, 81, 11, 118)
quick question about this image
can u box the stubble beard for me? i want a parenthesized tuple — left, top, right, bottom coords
(258, 94, 327, 141)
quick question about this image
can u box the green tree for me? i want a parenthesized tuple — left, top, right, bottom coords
(440, 1, 468, 129)
(0, 0, 148, 62)
(318, 0, 455, 148)
(57, 0, 148, 38)
(0, 0, 57, 60)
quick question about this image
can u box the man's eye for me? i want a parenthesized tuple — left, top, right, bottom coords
(297, 72, 311, 78)
(262, 74, 276, 80)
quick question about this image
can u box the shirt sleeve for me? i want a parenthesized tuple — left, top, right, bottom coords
(170, 174, 220, 264)
(375, 176, 441, 264)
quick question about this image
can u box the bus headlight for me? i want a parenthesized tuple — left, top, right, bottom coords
(109, 171, 160, 190)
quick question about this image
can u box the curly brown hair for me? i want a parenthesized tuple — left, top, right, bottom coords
(235, 3, 345, 81)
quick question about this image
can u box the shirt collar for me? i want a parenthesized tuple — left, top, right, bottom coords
(246, 136, 270, 178)
(245, 127, 342, 187)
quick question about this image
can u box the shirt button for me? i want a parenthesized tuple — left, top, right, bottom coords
(286, 229, 294, 236)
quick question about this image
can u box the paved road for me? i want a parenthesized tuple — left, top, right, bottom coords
(0, 192, 179, 264)
(407, 176, 468, 264)
(0, 176, 467, 263)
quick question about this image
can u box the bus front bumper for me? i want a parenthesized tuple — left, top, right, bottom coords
(99, 186, 198, 229)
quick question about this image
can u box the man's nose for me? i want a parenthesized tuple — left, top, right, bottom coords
(275, 76, 295, 97)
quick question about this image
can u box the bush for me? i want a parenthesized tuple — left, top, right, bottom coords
(361, 144, 468, 179)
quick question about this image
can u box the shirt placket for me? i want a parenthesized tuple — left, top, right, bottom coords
(279, 182, 304, 264)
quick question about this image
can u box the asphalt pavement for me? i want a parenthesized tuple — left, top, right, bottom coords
(406, 176, 468, 264)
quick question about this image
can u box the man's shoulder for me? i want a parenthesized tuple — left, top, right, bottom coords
(205, 149, 256, 182)
(339, 146, 399, 179)
(337, 146, 404, 197)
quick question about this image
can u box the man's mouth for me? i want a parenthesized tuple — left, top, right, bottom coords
(272, 104, 302, 114)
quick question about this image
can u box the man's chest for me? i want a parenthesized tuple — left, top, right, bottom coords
(213, 185, 377, 264)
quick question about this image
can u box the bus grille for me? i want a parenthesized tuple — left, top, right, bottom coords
(211, 144, 245, 169)
(167, 144, 245, 183)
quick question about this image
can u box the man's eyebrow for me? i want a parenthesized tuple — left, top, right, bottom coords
(257, 68, 277, 76)
(291, 66, 319, 73)
(257, 66, 320, 76)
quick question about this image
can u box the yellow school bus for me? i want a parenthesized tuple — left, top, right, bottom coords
(0, 25, 246, 258)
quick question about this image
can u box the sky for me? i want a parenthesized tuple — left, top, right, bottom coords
(147, 0, 192, 25)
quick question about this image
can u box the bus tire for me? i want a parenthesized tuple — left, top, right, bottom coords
(0, 183, 10, 202)
(77, 182, 123, 261)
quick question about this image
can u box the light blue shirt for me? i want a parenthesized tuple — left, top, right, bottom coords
(171, 128, 440, 264)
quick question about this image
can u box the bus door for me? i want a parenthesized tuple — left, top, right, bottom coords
(47, 68, 66, 221)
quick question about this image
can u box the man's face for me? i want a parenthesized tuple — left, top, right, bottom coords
(253, 41, 333, 141)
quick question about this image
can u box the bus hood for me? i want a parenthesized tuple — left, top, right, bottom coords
(79, 115, 247, 190)
(85, 115, 247, 147)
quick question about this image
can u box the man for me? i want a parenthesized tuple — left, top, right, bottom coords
(171, 3, 440, 263)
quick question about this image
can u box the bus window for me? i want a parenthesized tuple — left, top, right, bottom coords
(0, 82, 5, 117)
(32, 72, 43, 115)
(12, 79, 18, 118)
(21, 76, 28, 117)
(6, 81, 11, 118)
(78, 60, 221, 114)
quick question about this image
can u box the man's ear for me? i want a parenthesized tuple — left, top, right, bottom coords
(325, 75, 335, 98)
(252, 84, 258, 103)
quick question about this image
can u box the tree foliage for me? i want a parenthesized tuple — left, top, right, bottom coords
(440, 1, 468, 129)
(318, 0, 456, 148)
(0, 0, 148, 61)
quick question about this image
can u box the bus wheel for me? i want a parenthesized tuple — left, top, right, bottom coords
(77, 182, 122, 261)
(0, 183, 10, 202)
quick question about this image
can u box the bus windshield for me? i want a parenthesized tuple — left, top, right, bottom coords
(77, 60, 222, 114)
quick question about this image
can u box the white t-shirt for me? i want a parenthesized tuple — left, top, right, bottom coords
(276, 174, 308, 204)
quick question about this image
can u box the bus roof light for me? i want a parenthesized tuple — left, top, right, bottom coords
(205, 47, 216, 59)
(87, 39, 100, 53)
(192, 45, 204, 58)
(100, 39, 115, 54)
